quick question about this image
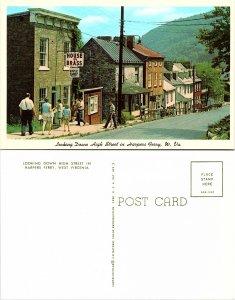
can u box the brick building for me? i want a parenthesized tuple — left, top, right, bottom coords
(7, 8, 80, 120)
(126, 35, 165, 111)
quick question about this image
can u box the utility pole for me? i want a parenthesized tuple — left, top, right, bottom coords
(192, 65, 195, 113)
(117, 6, 124, 124)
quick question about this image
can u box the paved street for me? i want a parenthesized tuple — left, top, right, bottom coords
(76, 105, 230, 140)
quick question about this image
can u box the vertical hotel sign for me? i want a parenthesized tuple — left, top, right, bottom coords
(66, 52, 84, 78)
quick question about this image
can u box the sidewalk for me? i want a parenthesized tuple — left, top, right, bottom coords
(7, 121, 110, 139)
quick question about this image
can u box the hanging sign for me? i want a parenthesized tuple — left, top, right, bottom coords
(69, 68, 80, 78)
(66, 52, 84, 67)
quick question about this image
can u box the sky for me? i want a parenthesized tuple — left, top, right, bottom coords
(7, 6, 213, 43)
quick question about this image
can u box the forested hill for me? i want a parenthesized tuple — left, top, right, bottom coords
(141, 12, 215, 64)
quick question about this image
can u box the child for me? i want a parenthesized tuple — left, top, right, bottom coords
(63, 104, 71, 133)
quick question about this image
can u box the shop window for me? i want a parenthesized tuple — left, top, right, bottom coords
(88, 96, 98, 115)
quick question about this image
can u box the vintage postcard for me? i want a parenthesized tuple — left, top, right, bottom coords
(0, 0, 234, 149)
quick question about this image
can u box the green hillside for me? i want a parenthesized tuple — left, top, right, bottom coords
(141, 13, 215, 64)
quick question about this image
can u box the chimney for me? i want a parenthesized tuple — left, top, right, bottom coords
(126, 35, 135, 49)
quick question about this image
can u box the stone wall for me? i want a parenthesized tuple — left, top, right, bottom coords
(80, 39, 116, 119)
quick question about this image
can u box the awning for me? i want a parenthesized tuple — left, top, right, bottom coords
(117, 81, 150, 95)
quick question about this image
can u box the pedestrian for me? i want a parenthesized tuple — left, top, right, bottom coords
(63, 104, 71, 133)
(140, 102, 146, 120)
(103, 100, 117, 129)
(76, 98, 85, 126)
(19, 92, 36, 136)
(56, 99, 63, 126)
(41, 98, 53, 135)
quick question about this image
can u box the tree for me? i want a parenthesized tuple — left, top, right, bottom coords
(197, 7, 230, 71)
(196, 62, 225, 103)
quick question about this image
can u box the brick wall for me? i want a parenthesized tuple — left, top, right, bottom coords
(7, 14, 34, 121)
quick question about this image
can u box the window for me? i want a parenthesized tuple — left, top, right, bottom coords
(39, 88, 47, 112)
(148, 73, 152, 88)
(64, 41, 71, 66)
(39, 87, 47, 101)
(154, 61, 158, 67)
(148, 61, 152, 67)
(159, 61, 162, 67)
(159, 73, 162, 87)
(154, 72, 158, 87)
(135, 67, 139, 83)
(63, 86, 70, 104)
(122, 67, 125, 83)
(39, 38, 49, 67)
(88, 96, 98, 115)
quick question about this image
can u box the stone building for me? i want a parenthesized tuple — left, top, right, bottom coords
(80, 37, 149, 119)
(7, 8, 80, 120)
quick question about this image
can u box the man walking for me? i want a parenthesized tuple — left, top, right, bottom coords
(103, 100, 117, 129)
(19, 92, 35, 136)
(76, 98, 86, 126)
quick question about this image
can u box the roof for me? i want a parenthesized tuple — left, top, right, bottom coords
(173, 63, 188, 72)
(29, 8, 81, 23)
(132, 44, 164, 59)
(176, 91, 192, 103)
(92, 38, 143, 64)
(120, 81, 150, 95)
(163, 79, 175, 92)
(8, 8, 81, 23)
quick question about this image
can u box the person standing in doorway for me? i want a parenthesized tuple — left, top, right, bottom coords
(103, 100, 117, 129)
(19, 92, 36, 136)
